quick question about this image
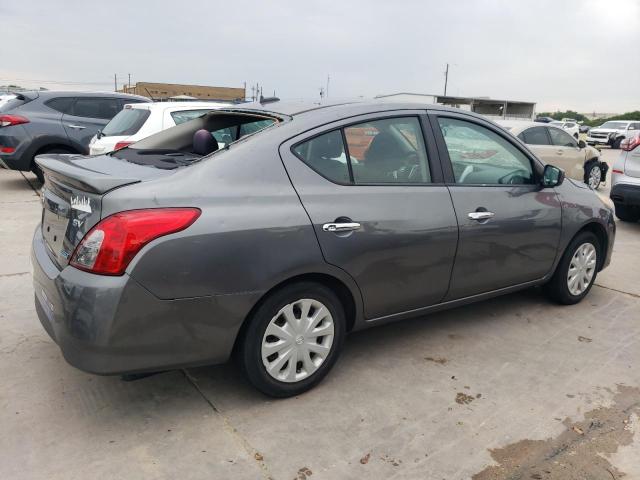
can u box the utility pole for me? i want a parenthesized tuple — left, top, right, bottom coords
(443, 63, 449, 96)
(114, 73, 117, 92)
(326, 75, 330, 99)
(128, 73, 131, 89)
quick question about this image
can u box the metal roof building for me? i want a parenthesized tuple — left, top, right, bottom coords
(375, 93, 536, 120)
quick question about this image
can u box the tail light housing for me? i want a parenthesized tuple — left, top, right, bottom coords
(0, 114, 29, 127)
(113, 141, 133, 151)
(621, 133, 640, 152)
(69, 208, 201, 275)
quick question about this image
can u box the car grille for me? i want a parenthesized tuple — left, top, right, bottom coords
(589, 132, 608, 139)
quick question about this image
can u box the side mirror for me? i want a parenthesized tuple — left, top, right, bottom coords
(542, 164, 565, 188)
(577, 139, 586, 149)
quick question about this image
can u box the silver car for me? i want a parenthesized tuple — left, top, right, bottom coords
(610, 131, 640, 222)
(31, 101, 615, 397)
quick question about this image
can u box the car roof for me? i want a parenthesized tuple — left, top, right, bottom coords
(124, 101, 233, 110)
(17, 90, 150, 102)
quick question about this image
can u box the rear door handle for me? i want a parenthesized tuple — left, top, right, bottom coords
(67, 124, 87, 130)
(322, 222, 361, 232)
(468, 211, 495, 221)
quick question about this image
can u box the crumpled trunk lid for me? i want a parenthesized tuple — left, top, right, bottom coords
(36, 153, 171, 268)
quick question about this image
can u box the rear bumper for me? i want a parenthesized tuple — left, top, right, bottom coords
(31, 226, 258, 375)
(610, 183, 640, 207)
(0, 126, 34, 171)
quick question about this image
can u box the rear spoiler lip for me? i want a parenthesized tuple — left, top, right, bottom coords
(35, 154, 140, 194)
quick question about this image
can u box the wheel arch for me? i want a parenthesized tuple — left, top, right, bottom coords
(575, 221, 609, 271)
(231, 272, 360, 356)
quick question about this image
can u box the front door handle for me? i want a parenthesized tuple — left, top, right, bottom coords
(468, 211, 495, 221)
(322, 222, 361, 233)
(67, 124, 87, 130)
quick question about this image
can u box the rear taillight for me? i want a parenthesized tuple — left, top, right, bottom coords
(0, 114, 29, 127)
(621, 134, 640, 151)
(113, 141, 133, 151)
(69, 208, 201, 275)
(0, 146, 15, 153)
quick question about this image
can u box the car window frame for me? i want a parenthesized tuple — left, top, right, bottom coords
(288, 111, 444, 187)
(68, 96, 122, 120)
(547, 126, 578, 148)
(427, 111, 544, 187)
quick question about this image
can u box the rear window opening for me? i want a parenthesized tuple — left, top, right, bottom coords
(112, 111, 279, 169)
(102, 108, 151, 137)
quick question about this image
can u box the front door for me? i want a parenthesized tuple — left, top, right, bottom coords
(433, 114, 562, 300)
(280, 112, 458, 319)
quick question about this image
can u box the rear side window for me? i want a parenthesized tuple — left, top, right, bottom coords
(438, 117, 534, 185)
(519, 127, 550, 145)
(72, 98, 121, 119)
(102, 108, 151, 137)
(45, 97, 75, 114)
(239, 119, 275, 137)
(548, 127, 576, 147)
(293, 116, 431, 185)
(293, 130, 349, 183)
(170, 109, 209, 125)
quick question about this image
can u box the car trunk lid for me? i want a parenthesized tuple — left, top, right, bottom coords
(36, 153, 170, 268)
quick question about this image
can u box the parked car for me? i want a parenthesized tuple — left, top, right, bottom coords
(587, 120, 640, 149)
(535, 116, 554, 123)
(610, 131, 640, 222)
(499, 121, 607, 189)
(89, 101, 232, 155)
(31, 101, 615, 397)
(0, 91, 149, 181)
(550, 120, 579, 139)
(579, 125, 591, 134)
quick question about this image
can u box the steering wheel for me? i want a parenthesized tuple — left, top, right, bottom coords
(498, 169, 530, 185)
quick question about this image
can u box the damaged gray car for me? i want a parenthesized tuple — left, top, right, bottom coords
(32, 100, 615, 397)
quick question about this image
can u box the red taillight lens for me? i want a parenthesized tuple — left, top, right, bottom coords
(0, 146, 16, 153)
(0, 114, 29, 127)
(113, 141, 133, 151)
(621, 134, 640, 151)
(69, 208, 201, 275)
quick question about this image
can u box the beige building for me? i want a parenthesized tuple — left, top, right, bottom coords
(119, 82, 246, 102)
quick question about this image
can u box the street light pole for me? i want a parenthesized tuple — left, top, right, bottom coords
(444, 63, 449, 96)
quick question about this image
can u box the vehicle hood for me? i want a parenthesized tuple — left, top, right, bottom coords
(589, 128, 618, 134)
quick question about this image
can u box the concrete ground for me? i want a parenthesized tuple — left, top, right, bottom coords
(1, 148, 639, 480)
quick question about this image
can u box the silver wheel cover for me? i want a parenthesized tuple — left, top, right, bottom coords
(567, 242, 597, 296)
(588, 165, 601, 189)
(261, 298, 334, 383)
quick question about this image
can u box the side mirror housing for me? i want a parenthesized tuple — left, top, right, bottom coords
(577, 139, 586, 149)
(542, 164, 565, 188)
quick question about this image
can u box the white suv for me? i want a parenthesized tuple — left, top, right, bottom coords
(89, 101, 231, 155)
(549, 120, 579, 139)
(586, 120, 640, 149)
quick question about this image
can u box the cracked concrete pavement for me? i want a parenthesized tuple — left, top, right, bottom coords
(0, 148, 638, 479)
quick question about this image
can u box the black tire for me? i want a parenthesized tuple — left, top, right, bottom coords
(614, 203, 640, 222)
(544, 231, 600, 305)
(574, 133, 579, 139)
(32, 147, 73, 183)
(238, 282, 346, 397)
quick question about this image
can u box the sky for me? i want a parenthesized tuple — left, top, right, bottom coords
(1, 0, 638, 113)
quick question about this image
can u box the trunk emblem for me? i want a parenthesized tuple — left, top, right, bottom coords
(71, 196, 92, 214)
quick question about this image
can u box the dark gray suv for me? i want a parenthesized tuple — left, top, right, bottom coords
(31, 101, 615, 397)
(0, 90, 149, 181)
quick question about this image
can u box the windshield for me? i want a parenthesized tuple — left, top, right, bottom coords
(102, 108, 151, 137)
(599, 121, 628, 130)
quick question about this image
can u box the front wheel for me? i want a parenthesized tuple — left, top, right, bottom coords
(238, 282, 346, 397)
(612, 137, 622, 149)
(544, 231, 600, 305)
(585, 162, 602, 189)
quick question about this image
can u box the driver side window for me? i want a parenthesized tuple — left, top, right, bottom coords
(438, 117, 534, 185)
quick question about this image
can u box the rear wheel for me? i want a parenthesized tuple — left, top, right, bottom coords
(238, 282, 346, 397)
(544, 231, 600, 305)
(32, 147, 73, 182)
(614, 203, 640, 222)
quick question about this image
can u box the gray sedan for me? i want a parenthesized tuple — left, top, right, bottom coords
(31, 101, 615, 397)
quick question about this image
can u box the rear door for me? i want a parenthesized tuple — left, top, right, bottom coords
(518, 126, 558, 165)
(279, 111, 459, 320)
(62, 97, 123, 151)
(432, 112, 561, 300)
